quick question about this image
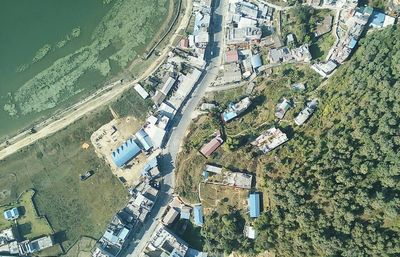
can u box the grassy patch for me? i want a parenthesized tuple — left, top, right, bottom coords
(64, 237, 97, 257)
(0, 190, 53, 240)
(310, 33, 335, 61)
(111, 87, 152, 119)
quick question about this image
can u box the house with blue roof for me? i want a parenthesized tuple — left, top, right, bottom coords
(221, 97, 252, 122)
(370, 11, 385, 28)
(251, 54, 262, 70)
(193, 204, 204, 226)
(222, 110, 238, 122)
(348, 37, 358, 49)
(248, 193, 260, 218)
(111, 138, 141, 167)
(3, 207, 19, 220)
(135, 129, 154, 151)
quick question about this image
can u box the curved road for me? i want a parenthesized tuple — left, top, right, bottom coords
(0, 0, 193, 161)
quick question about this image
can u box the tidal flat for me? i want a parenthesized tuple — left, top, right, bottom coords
(0, 0, 170, 139)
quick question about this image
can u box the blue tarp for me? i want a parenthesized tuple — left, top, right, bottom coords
(222, 111, 238, 122)
(194, 205, 204, 226)
(180, 210, 190, 220)
(370, 11, 385, 27)
(202, 171, 209, 181)
(348, 37, 357, 49)
(251, 54, 263, 69)
(111, 138, 141, 167)
(249, 193, 260, 218)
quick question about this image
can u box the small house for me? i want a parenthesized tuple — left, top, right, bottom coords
(248, 193, 260, 218)
(294, 100, 318, 126)
(3, 208, 19, 221)
(199, 132, 224, 157)
(275, 98, 292, 119)
(193, 204, 204, 226)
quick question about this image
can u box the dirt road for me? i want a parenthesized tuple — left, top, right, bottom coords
(0, 0, 192, 161)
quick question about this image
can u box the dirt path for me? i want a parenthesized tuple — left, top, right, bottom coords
(0, 0, 192, 161)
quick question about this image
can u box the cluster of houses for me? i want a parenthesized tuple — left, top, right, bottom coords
(219, 0, 276, 83)
(268, 43, 312, 64)
(198, 95, 318, 159)
(138, 196, 208, 256)
(185, 0, 213, 59)
(91, 0, 214, 174)
(143, 223, 207, 257)
(1, 207, 55, 256)
(0, 217, 54, 257)
(313, 0, 396, 77)
(197, 162, 261, 239)
(93, 162, 161, 257)
(97, 42, 207, 173)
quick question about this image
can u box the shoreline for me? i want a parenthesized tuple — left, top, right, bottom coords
(0, 0, 190, 161)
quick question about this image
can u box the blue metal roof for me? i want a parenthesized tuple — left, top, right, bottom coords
(249, 193, 260, 218)
(371, 11, 385, 27)
(111, 138, 141, 167)
(180, 210, 190, 220)
(348, 37, 357, 49)
(202, 171, 209, 181)
(118, 227, 130, 241)
(3, 207, 19, 220)
(222, 111, 238, 122)
(251, 54, 262, 69)
(135, 129, 153, 151)
(193, 205, 204, 226)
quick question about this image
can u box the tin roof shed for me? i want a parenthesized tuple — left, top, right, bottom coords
(193, 205, 204, 226)
(248, 193, 260, 218)
(111, 139, 141, 167)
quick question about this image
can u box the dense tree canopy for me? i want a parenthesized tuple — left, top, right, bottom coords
(255, 25, 400, 256)
(201, 210, 255, 255)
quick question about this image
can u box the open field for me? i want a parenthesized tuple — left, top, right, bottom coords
(0, 107, 129, 251)
(310, 33, 335, 61)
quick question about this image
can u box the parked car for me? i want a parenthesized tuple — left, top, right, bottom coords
(80, 170, 94, 181)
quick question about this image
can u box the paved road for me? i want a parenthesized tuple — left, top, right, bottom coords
(122, 0, 228, 256)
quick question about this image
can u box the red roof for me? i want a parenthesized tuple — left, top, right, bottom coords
(180, 38, 189, 48)
(200, 136, 223, 157)
(225, 49, 239, 63)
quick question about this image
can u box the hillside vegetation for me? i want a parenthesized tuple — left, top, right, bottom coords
(253, 25, 400, 256)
